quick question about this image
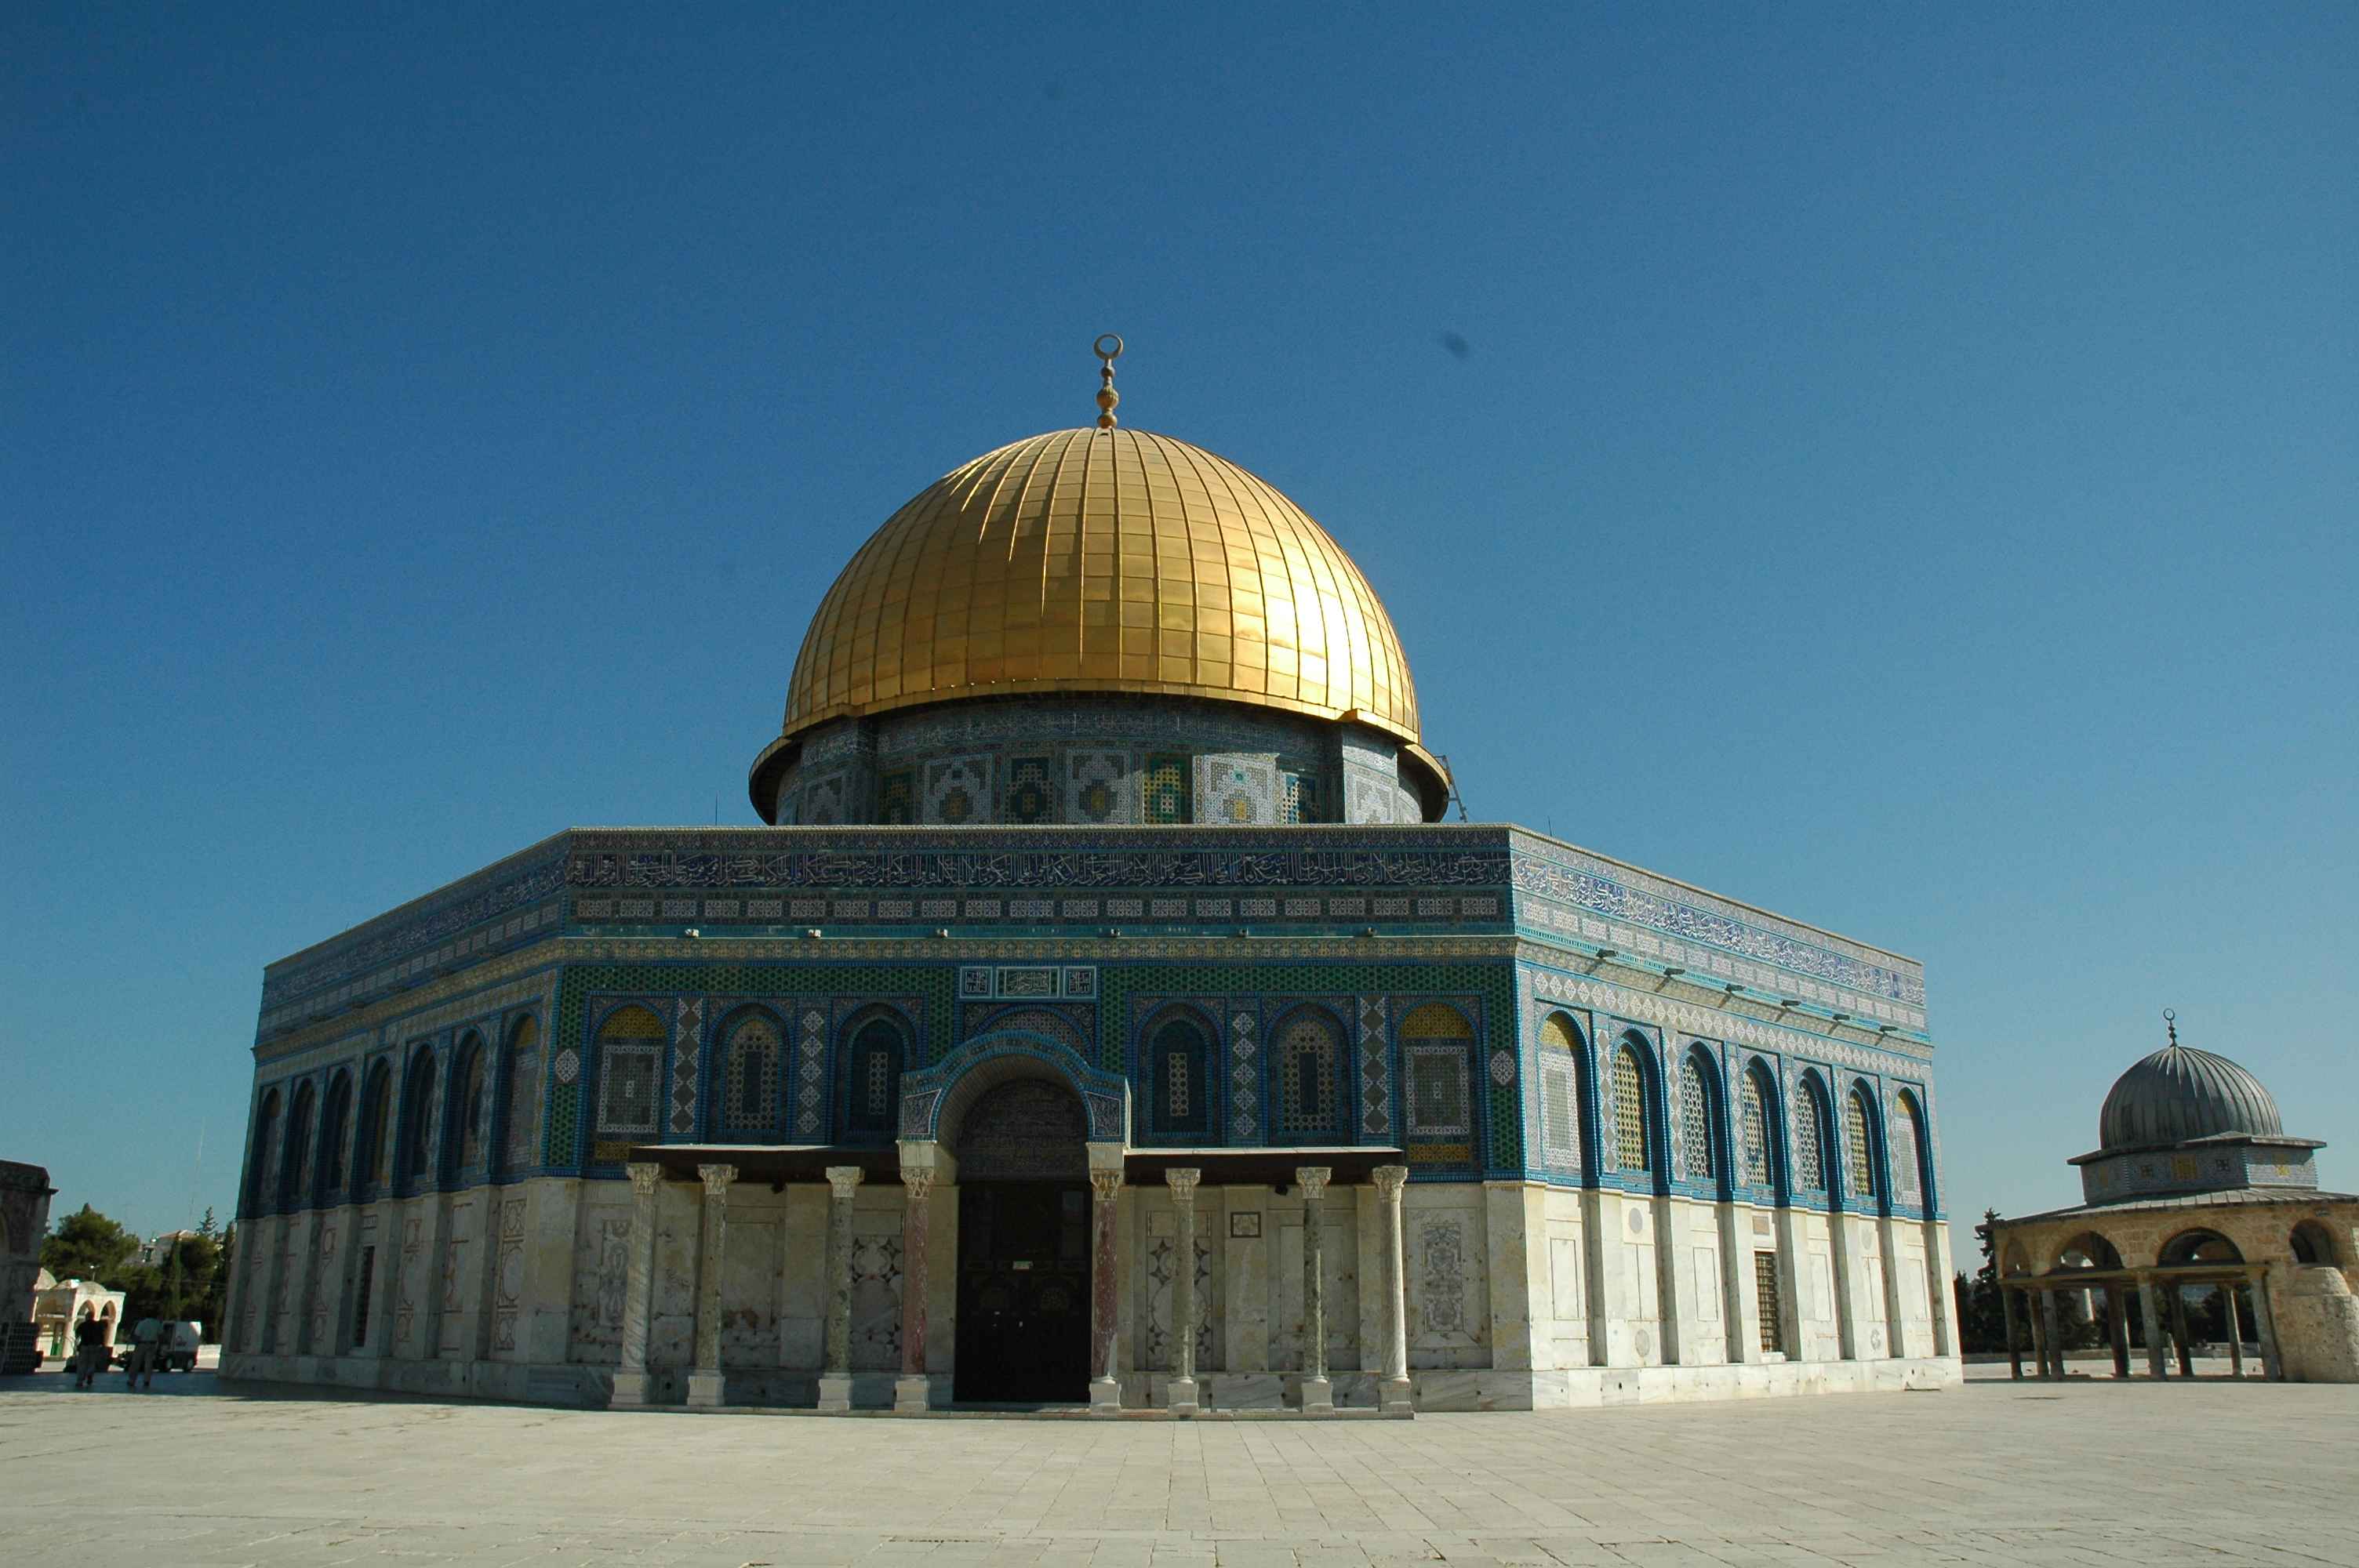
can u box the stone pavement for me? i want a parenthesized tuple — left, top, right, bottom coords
(2, 1365, 2354, 1566)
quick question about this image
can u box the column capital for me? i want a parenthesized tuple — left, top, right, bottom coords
(1296, 1166, 1332, 1199)
(1089, 1169, 1125, 1202)
(1372, 1164, 1408, 1197)
(626, 1162, 663, 1196)
(1164, 1167, 1202, 1200)
(901, 1171, 936, 1203)
(696, 1163, 738, 1196)
(825, 1165, 865, 1200)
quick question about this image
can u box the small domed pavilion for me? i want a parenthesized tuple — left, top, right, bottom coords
(1988, 1013, 2359, 1382)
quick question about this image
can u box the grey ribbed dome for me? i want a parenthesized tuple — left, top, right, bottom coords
(2098, 1044, 2284, 1152)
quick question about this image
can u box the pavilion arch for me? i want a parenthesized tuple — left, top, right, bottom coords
(901, 1029, 1130, 1149)
(2157, 1228, 2244, 1269)
(2290, 1220, 2341, 1266)
(1139, 1002, 1219, 1144)
(1735, 1055, 1786, 1196)
(2055, 1232, 2125, 1272)
(1676, 1043, 1728, 1192)
(2000, 1239, 2033, 1278)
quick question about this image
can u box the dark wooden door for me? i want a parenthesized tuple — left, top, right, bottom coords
(954, 1181, 1090, 1403)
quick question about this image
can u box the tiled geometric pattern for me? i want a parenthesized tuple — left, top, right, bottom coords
(1067, 749, 1130, 823)
(1198, 756, 1278, 825)
(1143, 754, 1190, 824)
(1228, 1007, 1259, 1143)
(1793, 1076, 1828, 1192)
(1890, 1088, 1925, 1205)
(1005, 756, 1054, 824)
(924, 756, 992, 826)
(875, 769, 914, 825)
(795, 1007, 828, 1138)
(1274, 1009, 1341, 1135)
(667, 996, 703, 1138)
(594, 1004, 664, 1150)
(1357, 996, 1389, 1138)
(501, 1018, 542, 1173)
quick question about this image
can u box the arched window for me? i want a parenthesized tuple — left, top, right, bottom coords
(398, 1049, 438, 1187)
(247, 1089, 282, 1213)
(454, 1033, 490, 1176)
(1678, 1052, 1717, 1183)
(1536, 1012, 1587, 1171)
(1148, 1010, 1212, 1141)
(500, 1017, 542, 1176)
(359, 1065, 393, 1192)
(1793, 1075, 1830, 1193)
(720, 1010, 783, 1134)
(844, 1014, 905, 1138)
(1275, 1008, 1346, 1140)
(320, 1073, 352, 1196)
(1611, 1040, 1651, 1174)
(1845, 1086, 1877, 1201)
(594, 1006, 666, 1147)
(1401, 1003, 1476, 1163)
(1738, 1064, 1775, 1188)
(2291, 1221, 2339, 1266)
(281, 1082, 317, 1209)
(1890, 1089, 1928, 1206)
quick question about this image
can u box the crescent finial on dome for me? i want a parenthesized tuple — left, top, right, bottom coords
(1093, 333, 1123, 430)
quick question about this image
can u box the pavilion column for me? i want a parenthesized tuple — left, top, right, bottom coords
(816, 1165, 863, 1412)
(2001, 1285, 2023, 1379)
(2137, 1275, 2167, 1377)
(1165, 1168, 1201, 1415)
(1297, 1167, 1334, 1412)
(2219, 1284, 2244, 1377)
(2107, 1286, 2132, 1378)
(2248, 1265, 2284, 1381)
(2040, 1289, 2065, 1378)
(2168, 1285, 2194, 1376)
(611, 1161, 663, 1408)
(1373, 1164, 1413, 1417)
(685, 1163, 736, 1409)
(1087, 1167, 1125, 1414)
(894, 1171, 935, 1413)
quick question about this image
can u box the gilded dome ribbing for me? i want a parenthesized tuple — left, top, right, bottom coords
(775, 428, 1422, 745)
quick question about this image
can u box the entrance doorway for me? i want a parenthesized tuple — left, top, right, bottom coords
(954, 1181, 1090, 1403)
(950, 1077, 1091, 1404)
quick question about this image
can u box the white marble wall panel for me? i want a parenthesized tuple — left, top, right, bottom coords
(1271, 1201, 1356, 1370)
(567, 1190, 632, 1363)
(1405, 1187, 1488, 1368)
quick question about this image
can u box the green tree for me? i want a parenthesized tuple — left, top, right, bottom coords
(40, 1204, 138, 1286)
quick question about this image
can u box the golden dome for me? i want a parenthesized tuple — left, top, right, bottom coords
(773, 426, 1423, 748)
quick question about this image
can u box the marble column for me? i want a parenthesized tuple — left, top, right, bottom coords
(1373, 1164, 1412, 1417)
(1297, 1167, 1333, 1412)
(2041, 1290, 2065, 1378)
(1088, 1168, 1124, 1414)
(2168, 1286, 2194, 1376)
(895, 1172, 935, 1413)
(2248, 1265, 2283, 1380)
(2138, 1276, 2168, 1377)
(2001, 1286, 2023, 1379)
(611, 1162, 663, 1407)
(2026, 1287, 2048, 1379)
(1165, 1167, 1201, 1415)
(2220, 1284, 2244, 1377)
(685, 1163, 736, 1408)
(2107, 1286, 2132, 1378)
(816, 1165, 863, 1412)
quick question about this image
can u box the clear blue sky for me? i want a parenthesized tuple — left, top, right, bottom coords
(6, 5, 2354, 1269)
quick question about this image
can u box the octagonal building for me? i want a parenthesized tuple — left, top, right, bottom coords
(223, 361, 1961, 1412)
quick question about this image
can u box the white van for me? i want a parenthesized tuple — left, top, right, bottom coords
(161, 1321, 203, 1373)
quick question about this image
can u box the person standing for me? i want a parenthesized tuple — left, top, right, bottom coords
(71, 1316, 105, 1388)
